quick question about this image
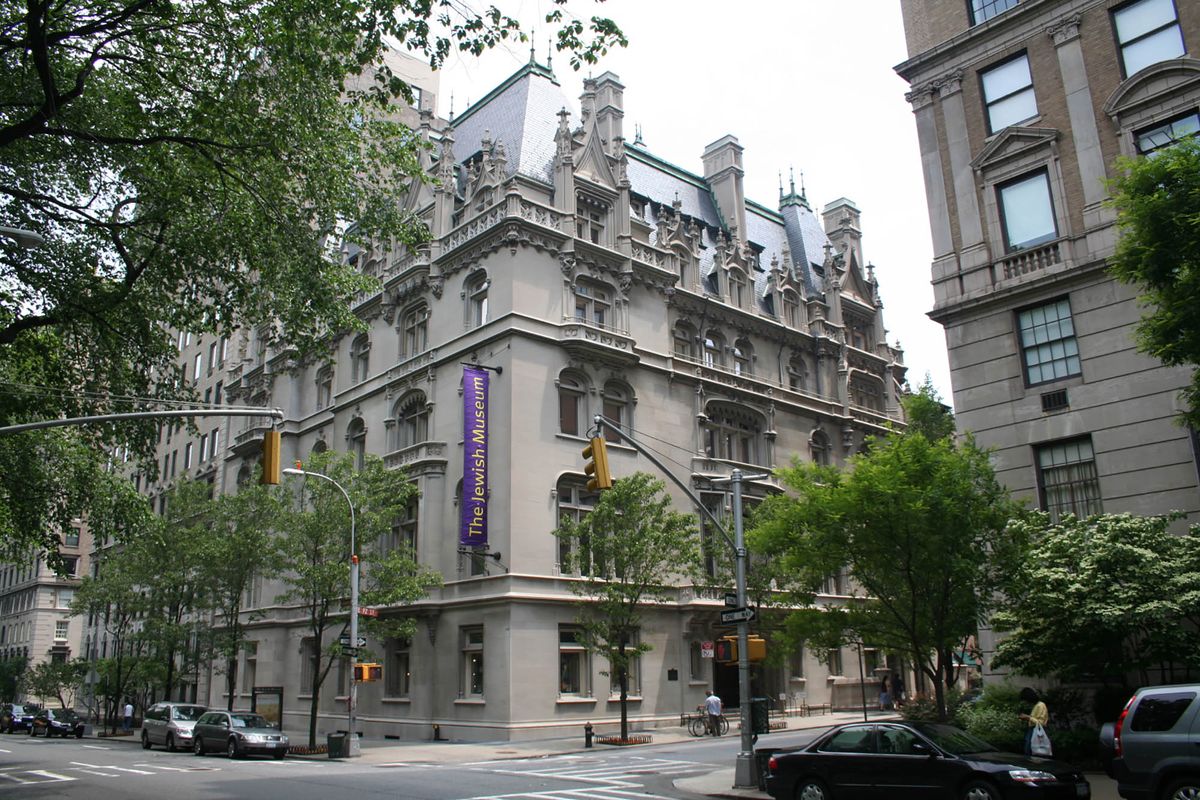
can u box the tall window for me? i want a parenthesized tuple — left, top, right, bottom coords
(556, 477, 598, 575)
(558, 627, 589, 697)
(732, 338, 753, 376)
(608, 630, 640, 697)
(387, 639, 411, 697)
(729, 269, 747, 308)
(558, 373, 586, 437)
(1037, 437, 1102, 521)
(689, 640, 705, 681)
(350, 335, 370, 384)
(347, 418, 366, 470)
(1135, 110, 1200, 155)
(300, 638, 318, 691)
(64, 528, 80, 548)
(184, 442, 193, 469)
(601, 383, 629, 445)
(673, 322, 696, 360)
(573, 281, 611, 328)
(827, 648, 844, 676)
(788, 355, 808, 392)
(316, 367, 333, 410)
(981, 53, 1037, 133)
(700, 491, 726, 578)
(1113, 0, 1185, 78)
(810, 430, 831, 466)
(970, 0, 1020, 24)
(1018, 298, 1081, 385)
(460, 627, 484, 698)
(702, 331, 725, 369)
(576, 194, 608, 245)
(998, 170, 1057, 251)
(401, 304, 429, 357)
(54, 620, 69, 641)
(392, 392, 429, 451)
(466, 272, 489, 327)
(782, 291, 801, 328)
(789, 646, 805, 679)
(388, 496, 418, 556)
(703, 404, 762, 464)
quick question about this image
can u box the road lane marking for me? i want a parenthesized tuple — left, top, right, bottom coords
(82, 744, 111, 750)
(134, 763, 194, 771)
(0, 773, 33, 784)
(26, 770, 76, 782)
(107, 765, 155, 774)
(72, 768, 120, 777)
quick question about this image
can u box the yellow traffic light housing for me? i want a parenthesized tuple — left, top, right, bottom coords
(582, 436, 612, 491)
(353, 663, 382, 682)
(260, 430, 281, 485)
(716, 636, 766, 663)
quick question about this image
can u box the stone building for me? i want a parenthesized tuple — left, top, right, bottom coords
(127, 54, 906, 740)
(895, 0, 1200, 674)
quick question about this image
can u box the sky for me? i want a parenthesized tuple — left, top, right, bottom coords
(432, 1, 953, 403)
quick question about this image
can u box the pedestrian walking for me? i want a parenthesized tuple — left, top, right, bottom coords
(123, 701, 133, 732)
(704, 689, 723, 736)
(879, 675, 891, 710)
(1019, 687, 1049, 756)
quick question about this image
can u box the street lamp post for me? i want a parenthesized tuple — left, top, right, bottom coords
(282, 466, 360, 758)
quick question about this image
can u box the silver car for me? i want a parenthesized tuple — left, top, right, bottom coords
(192, 711, 288, 759)
(141, 702, 206, 752)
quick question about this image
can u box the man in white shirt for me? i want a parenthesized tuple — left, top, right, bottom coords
(704, 690, 723, 736)
(123, 701, 133, 732)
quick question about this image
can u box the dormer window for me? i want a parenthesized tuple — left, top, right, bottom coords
(576, 193, 609, 245)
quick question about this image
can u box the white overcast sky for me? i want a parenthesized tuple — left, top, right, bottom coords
(433, 0, 953, 403)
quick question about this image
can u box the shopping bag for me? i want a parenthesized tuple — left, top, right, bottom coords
(1031, 724, 1053, 756)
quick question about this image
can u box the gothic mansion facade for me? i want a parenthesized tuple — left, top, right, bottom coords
(183, 60, 906, 740)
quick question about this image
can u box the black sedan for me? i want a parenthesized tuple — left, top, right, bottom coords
(30, 708, 85, 738)
(764, 721, 1090, 800)
(0, 703, 37, 733)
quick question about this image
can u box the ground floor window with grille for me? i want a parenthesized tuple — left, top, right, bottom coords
(387, 639, 411, 697)
(461, 627, 484, 698)
(1036, 437, 1102, 521)
(558, 627, 589, 697)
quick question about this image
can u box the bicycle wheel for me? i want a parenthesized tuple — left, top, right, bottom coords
(717, 716, 730, 736)
(688, 716, 706, 737)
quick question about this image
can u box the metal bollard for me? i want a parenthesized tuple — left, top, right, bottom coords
(584, 721, 593, 748)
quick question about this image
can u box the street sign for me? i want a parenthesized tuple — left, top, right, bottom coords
(724, 593, 738, 607)
(339, 636, 368, 648)
(701, 640, 714, 658)
(720, 607, 756, 624)
(357, 606, 379, 618)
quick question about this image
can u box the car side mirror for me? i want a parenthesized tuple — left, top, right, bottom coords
(911, 741, 935, 756)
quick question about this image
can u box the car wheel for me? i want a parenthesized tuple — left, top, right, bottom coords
(75, 728, 83, 739)
(142, 730, 152, 749)
(1164, 779, 1200, 800)
(273, 750, 286, 760)
(166, 733, 175, 752)
(227, 738, 241, 759)
(963, 780, 1002, 800)
(193, 737, 204, 756)
(796, 779, 830, 800)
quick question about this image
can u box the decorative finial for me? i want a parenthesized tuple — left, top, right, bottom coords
(529, 34, 536, 64)
(634, 123, 644, 147)
(779, 170, 784, 200)
(789, 166, 796, 196)
(800, 170, 807, 200)
(547, 38, 553, 70)
(448, 92, 455, 122)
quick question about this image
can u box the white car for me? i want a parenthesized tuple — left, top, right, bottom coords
(142, 702, 207, 752)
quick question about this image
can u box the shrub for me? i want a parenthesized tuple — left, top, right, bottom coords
(956, 705, 1024, 753)
(1043, 686, 1093, 730)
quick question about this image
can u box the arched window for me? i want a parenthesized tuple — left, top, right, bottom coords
(601, 382, 631, 445)
(703, 403, 763, 464)
(350, 335, 370, 384)
(401, 304, 429, 358)
(311, 440, 328, 455)
(729, 269, 747, 308)
(702, 330, 725, 369)
(674, 246, 692, 290)
(555, 476, 599, 575)
(465, 271, 489, 328)
(673, 322, 696, 360)
(557, 372, 587, 437)
(316, 366, 333, 410)
(787, 354, 808, 392)
(391, 392, 429, 451)
(573, 280, 611, 328)
(732, 338, 753, 377)
(346, 418, 366, 470)
(849, 375, 884, 411)
(236, 463, 253, 487)
(782, 290, 802, 328)
(810, 429, 831, 466)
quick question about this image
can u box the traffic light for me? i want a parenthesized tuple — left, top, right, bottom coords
(747, 635, 767, 662)
(582, 436, 612, 491)
(715, 638, 737, 663)
(353, 663, 382, 682)
(260, 430, 281, 485)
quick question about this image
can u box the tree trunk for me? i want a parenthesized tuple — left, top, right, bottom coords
(618, 641, 629, 741)
(226, 657, 238, 711)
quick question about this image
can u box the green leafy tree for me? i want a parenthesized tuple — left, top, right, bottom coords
(0, 655, 28, 703)
(553, 472, 700, 741)
(991, 512, 1200, 685)
(275, 450, 437, 748)
(750, 388, 1020, 720)
(22, 658, 88, 709)
(72, 552, 142, 732)
(0, 0, 624, 564)
(1107, 137, 1200, 429)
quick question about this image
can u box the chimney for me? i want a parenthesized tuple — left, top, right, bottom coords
(822, 198, 863, 270)
(702, 135, 746, 240)
(593, 72, 624, 154)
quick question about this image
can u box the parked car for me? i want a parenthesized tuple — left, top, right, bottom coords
(765, 720, 1090, 800)
(1099, 683, 1200, 800)
(191, 711, 287, 759)
(30, 708, 85, 738)
(0, 703, 37, 734)
(141, 702, 206, 752)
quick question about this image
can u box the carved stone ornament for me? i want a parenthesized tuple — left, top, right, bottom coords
(430, 275, 445, 299)
(936, 70, 964, 99)
(559, 252, 577, 276)
(1048, 14, 1082, 46)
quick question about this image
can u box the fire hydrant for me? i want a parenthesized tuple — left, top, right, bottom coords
(584, 721, 593, 748)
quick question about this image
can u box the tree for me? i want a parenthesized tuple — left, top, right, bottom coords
(0, 0, 624, 564)
(72, 549, 142, 732)
(0, 655, 27, 703)
(991, 513, 1200, 685)
(1107, 137, 1200, 430)
(275, 450, 437, 748)
(749, 388, 1020, 720)
(553, 472, 700, 741)
(22, 659, 87, 709)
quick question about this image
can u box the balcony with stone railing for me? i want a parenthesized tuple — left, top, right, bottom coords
(383, 441, 449, 476)
(999, 239, 1063, 282)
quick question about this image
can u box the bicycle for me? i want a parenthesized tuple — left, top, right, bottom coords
(688, 712, 729, 737)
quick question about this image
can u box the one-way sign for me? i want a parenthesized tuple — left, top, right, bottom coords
(720, 607, 756, 624)
(339, 635, 367, 648)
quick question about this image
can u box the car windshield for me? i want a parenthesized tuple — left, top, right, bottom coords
(171, 706, 206, 721)
(11, 705, 25, 714)
(230, 714, 269, 729)
(911, 722, 997, 755)
(53, 709, 79, 722)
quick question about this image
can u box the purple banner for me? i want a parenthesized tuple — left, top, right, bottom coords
(460, 366, 489, 548)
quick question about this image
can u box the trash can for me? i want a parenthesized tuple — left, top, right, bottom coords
(755, 747, 780, 791)
(327, 732, 346, 759)
(751, 697, 771, 735)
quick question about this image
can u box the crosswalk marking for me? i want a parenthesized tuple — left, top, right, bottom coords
(25, 770, 76, 782)
(0, 773, 33, 784)
(461, 788, 677, 800)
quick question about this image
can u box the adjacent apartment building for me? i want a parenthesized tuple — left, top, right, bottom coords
(115, 53, 908, 741)
(895, 0, 1200, 673)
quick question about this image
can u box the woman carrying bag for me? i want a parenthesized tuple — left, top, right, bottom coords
(1019, 687, 1051, 756)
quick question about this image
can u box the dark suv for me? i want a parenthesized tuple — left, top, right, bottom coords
(1100, 684, 1200, 800)
(1, 703, 38, 733)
